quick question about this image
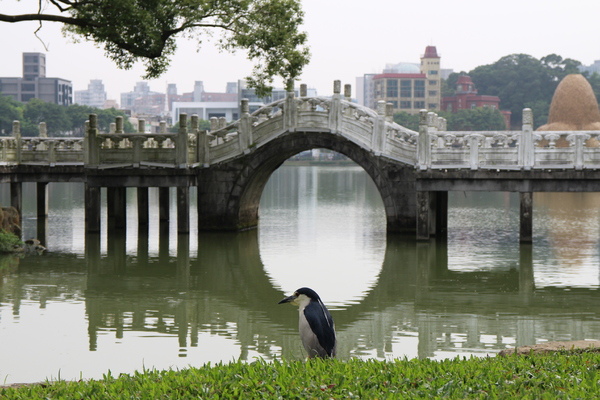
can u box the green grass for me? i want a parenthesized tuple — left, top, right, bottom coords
(2, 352, 600, 399)
(0, 230, 21, 253)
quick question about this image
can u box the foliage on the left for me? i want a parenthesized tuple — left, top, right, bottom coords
(0, 95, 133, 137)
(0, 207, 22, 253)
(0, 0, 310, 96)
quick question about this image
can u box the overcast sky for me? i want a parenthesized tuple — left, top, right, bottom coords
(1, 0, 599, 101)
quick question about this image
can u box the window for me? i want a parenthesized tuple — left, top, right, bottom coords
(414, 101, 425, 109)
(386, 79, 398, 97)
(21, 83, 35, 91)
(428, 90, 437, 96)
(428, 104, 437, 109)
(389, 100, 398, 108)
(400, 101, 411, 109)
(414, 81, 425, 98)
(429, 80, 437, 85)
(400, 80, 411, 97)
(428, 70, 438, 75)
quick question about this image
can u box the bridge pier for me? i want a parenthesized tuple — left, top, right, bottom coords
(36, 182, 48, 245)
(416, 191, 448, 241)
(85, 185, 101, 233)
(137, 187, 149, 231)
(159, 187, 170, 228)
(107, 187, 127, 230)
(177, 187, 189, 234)
(520, 192, 533, 243)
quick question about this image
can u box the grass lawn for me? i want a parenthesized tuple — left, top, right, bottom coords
(2, 352, 600, 399)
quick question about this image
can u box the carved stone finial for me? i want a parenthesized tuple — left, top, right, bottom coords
(241, 98, 249, 114)
(115, 116, 124, 134)
(300, 84, 307, 97)
(39, 122, 47, 138)
(12, 120, 20, 136)
(522, 108, 533, 126)
(344, 84, 351, 99)
(333, 80, 341, 94)
(376, 100, 386, 115)
(179, 113, 188, 129)
(385, 103, 394, 117)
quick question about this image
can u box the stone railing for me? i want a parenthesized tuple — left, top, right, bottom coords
(87, 114, 197, 168)
(206, 80, 419, 166)
(418, 108, 600, 170)
(2, 85, 600, 172)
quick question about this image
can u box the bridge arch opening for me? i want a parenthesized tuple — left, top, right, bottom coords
(257, 148, 387, 306)
(218, 130, 416, 235)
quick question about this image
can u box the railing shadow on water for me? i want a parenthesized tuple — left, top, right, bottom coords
(3, 230, 598, 361)
(80, 229, 571, 358)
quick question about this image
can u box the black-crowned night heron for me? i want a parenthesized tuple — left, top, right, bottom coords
(278, 287, 336, 358)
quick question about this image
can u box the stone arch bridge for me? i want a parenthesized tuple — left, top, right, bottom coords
(3, 81, 600, 241)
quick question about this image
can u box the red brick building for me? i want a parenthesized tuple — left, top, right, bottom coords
(442, 75, 511, 128)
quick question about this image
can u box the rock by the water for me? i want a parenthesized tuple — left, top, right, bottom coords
(498, 340, 600, 356)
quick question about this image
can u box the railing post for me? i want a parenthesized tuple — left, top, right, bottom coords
(177, 113, 188, 167)
(198, 129, 209, 167)
(519, 108, 534, 170)
(300, 84, 308, 97)
(87, 114, 99, 166)
(466, 134, 484, 170)
(39, 122, 47, 138)
(13, 121, 21, 164)
(568, 133, 589, 170)
(285, 90, 298, 131)
(328, 80, 342, 133)
(239, 98, 253, 153)
(189, 116, 198, 163)
(115, 116, 124, 134)
(371, 100, 386, 155)
(385, 103, 394, 123)
(417, 110, 431, 170)
(344, 84, 352, 101)
(209, 117, 218, 132)
(137, 119, 145, 134)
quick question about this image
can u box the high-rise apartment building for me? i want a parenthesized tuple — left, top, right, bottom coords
(358, 46, 442, 114)
(74, 79, 108, 108)
(0, 52, 72, 106)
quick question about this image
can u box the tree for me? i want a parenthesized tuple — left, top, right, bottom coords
(0, 0, 310, 96)
(22, 99, 70, 136)
(0, 95, 23, 136)
(469, 54, 556, 126)
(442, 108, 506, 131)
(541, 54, 582, 82)
(393, 112, 420, 131)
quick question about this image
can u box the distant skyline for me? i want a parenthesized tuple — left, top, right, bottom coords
(1, 0, 599, 101)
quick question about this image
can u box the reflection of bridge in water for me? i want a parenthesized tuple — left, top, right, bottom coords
(3, 82, 600, 242)
(6, 231, 600, 360)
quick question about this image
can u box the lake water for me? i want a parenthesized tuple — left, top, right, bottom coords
(1, 164, 600, 384)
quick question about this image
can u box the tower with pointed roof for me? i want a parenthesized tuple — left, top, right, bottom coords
(420, 46, 441, 112)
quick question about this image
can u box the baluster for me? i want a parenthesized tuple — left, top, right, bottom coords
(417, 110, 431, 170)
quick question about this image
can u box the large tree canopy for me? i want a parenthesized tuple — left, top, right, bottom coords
(0, 0, 310, 96)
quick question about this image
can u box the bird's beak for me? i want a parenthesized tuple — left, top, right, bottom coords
(278, 294, 297, 304)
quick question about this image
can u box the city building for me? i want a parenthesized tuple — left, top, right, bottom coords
(358, 46, 442, 114)
(0, 52, 72, 106)
(441, 75, 511, 128)
(579, 60, 600, 75)
(120, 82, 166, 116)
(74, 79, 109, 108)
(172, 81, 317, 124)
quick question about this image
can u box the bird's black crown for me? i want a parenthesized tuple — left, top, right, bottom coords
(295, 287, 321, 300)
